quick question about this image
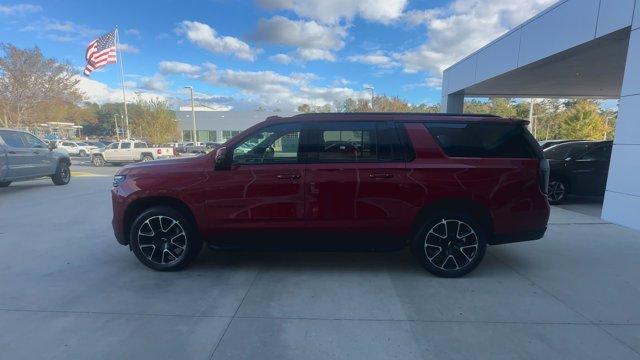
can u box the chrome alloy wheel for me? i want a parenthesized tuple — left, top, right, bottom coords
(59, 164, 70, 183)
(137, 215, 187, 266)
(547, 181, 566, 202)
(424, 219, 479, 271)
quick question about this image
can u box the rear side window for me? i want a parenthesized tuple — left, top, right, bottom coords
(309, 121, 404, 163)
(134, 142, 148, 148)
(120, 142, 132, 149)
(425, 122, 540, 159)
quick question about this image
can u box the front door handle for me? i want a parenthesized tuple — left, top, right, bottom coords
(276, 174, 301, 180)
(8, 151, 16, 154)
(369, 173, 393, 179)
(33, 150, 41, 155)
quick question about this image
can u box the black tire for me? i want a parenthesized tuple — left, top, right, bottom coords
(51, 161, 71, 186)
(79, 150, 87, 157)
(141, 155, 154, 162)
(92, 155, 105, 167)
(410, 212, 487, 278)
(0, 181, 11, 187)
(129, 206, 202, 271)
(547, 179, 569, 204)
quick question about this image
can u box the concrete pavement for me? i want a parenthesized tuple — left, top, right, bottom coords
(0, 174, 639, 359)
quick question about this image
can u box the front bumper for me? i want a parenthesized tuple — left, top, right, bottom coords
(111, 188, 128, 245)
(489, 227, 547, 245)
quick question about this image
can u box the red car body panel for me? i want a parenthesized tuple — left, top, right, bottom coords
(112, 114, 549, 247)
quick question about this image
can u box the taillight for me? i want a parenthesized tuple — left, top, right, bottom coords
(173, 147, 177, 156)
(539, 159, 550, 194)
(157, 149, 161, 155)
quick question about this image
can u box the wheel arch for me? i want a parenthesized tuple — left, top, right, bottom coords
(123, 196, 199, 244)
(410, 198, 494, 243)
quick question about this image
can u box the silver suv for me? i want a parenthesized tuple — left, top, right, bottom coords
(0, 129, 71, 187)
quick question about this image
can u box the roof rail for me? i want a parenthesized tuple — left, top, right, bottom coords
(289, 112, 502, 118)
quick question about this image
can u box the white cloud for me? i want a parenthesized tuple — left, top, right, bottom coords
(118, 43, 140, 53)
(347, 51, 399, 69)
(158, 61, 202, 75)
(257, 0, 408, 24)
(199, 64, 366, 109)
(20, 18, 100, 42)
(0, 3, 41, 16)
(254, 16, 346, 62)
(395, 0, 556, 76)
(269, 53, 293, 64)
(426, 77, 443, 90)
(176, 20, 258, 61)
(140, 75, 169, 92)
(75, 76, 165, 104)
(125, 28, 141, 38)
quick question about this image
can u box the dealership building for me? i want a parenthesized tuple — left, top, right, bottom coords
(442, 0, 640, 231)
(175, 106, 297, 143)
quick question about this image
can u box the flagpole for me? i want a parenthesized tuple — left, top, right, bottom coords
(115, 27, 130, 139)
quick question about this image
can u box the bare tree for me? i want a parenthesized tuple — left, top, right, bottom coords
(0, 44, 82, 128)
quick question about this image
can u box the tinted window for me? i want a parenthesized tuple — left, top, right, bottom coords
(21, 133, 46, 148)
(62, 142, 74, 147)
(425, 122, 539, 158)
(134, 142, 148, 148)
(318, 122, 377, 162)
(0, 131, 26, 148)
(120, 142, 132, 149)
(544, 142, 590, 160)
(580, 145, 611, 161)
(107, 143, 119, 150)
(232, 123, 301, 164)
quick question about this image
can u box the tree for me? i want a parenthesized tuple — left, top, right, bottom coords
(0, 44, 81, 128)
(555, 100, 612, 140)
(130, 99, 179, 144)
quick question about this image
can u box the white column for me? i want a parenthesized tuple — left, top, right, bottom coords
(443, 93, 464, 113)
(602, 20, 640, 230)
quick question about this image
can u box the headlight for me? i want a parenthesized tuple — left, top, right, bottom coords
(113, 175, 126, 187)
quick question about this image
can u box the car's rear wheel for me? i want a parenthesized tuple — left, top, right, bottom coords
(0, 181, 11, 187)
(548, 179, 568, 204)
(92, 155, 105, 167)
(141, 155, 153, 162)
(79, 150, 87, 157)
(411, 213, 487, 278)
(51, 162, 71, 185)
(129, 206, 202, 271)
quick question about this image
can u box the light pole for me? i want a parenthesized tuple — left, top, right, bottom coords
(113, 114, 120, 141)
(184, 86, 197, 143)
(364, 86, 374, 111)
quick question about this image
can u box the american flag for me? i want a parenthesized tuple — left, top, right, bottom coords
(84, 30, 117, 76)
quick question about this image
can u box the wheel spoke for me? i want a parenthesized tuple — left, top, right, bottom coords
(137, 215, 188, 266)
(424, 219, 479, 272)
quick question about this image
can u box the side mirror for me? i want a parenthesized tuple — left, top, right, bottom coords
(214, 146, 230, 170)
(48, 142, 57, 151)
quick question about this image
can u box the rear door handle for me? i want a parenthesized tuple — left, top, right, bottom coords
(276, 174, 301, 180)
(369, 173, 393, 179)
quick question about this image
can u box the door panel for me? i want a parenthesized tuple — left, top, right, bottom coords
(570, 145, 611, 196)
(20, 133, 54, 176)
(0, 131, 36, 179)
(204, 122, 306, 231)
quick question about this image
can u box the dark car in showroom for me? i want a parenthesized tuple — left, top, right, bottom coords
(543, 140, 613, 204)
(111, 113, 550, 277)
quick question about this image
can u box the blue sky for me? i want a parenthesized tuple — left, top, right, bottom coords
(0, 0, 558, 110)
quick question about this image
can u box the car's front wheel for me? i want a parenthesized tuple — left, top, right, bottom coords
(51, 161, 71, 185)
(79, 150, 87, 157)
(129, 206, 202, 271)
(547, 179, 569, 204)
(411, 212, 487, 278)
(92, 155, 105, 167)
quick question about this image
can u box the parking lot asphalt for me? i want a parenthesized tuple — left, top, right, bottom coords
(1, 167, 639, 360)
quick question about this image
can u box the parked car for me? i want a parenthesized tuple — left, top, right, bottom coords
(56, 140, 97, 157)
(111, 113, 550, 277)
(177, 142, 206, 154)
(539, 139, 584, 150)
(91, 140, 176, 166)
(543, 140, 612, 204)
(85, 140, 107, 150)
(0, 129, 71, 187)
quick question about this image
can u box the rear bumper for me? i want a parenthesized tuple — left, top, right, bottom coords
(489, 227, 547, 245)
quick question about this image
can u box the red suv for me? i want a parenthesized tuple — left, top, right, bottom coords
(111, 113, 550, 277)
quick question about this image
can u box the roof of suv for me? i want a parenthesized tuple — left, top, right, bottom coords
(265, 112, 529, 124)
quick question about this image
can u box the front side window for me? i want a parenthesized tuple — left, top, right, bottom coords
(21, 133, 46, 148)
(0, 131, 26, 148)
(232, 123, 301, 165)
(106, 143, 119, 150)
(579, 145, 611, 161)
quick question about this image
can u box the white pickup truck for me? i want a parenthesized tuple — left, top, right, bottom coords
(91, 140, 175, 166)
